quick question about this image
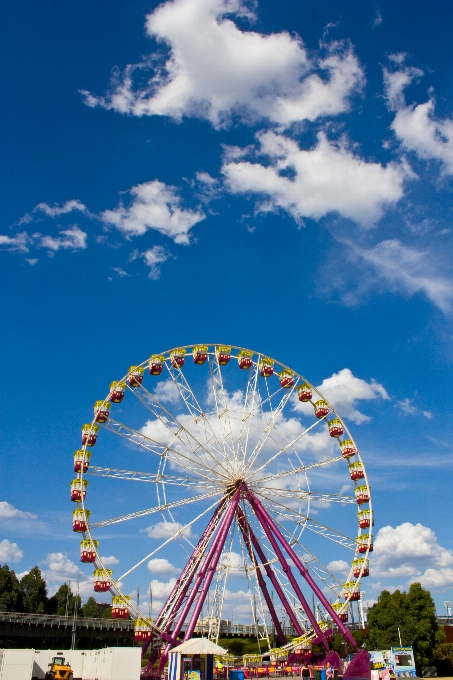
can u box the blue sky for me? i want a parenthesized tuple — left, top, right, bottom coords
(1, 0, 453, 624)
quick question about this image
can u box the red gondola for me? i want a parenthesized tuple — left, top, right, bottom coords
(297, 384, 312, 402)
(109, 381, 126, 403)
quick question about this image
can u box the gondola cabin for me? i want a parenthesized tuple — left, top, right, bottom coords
(73, 450, 91, 473)
(109, 381, 126, 403)
(328, 418, 344, 438)
(112, 595, 131, 619)
(355, 485, 370, 505)
(279, 369, 295, 388)
(170, 348, 186, 368)
(127, 366, 144, 387)
(332, 602, 348, 622)
(94, 400, 110, 423)
(238, 349, 253, 369)
(93, 568, 112, 592)
(149, 354, 165, 375)
(314, 400, 329, 418)
(352, 558, 369, 578)
(343, 582, 361, 601)
(216, 346, 231, 365)
(259, 357, 274, 378)
(134, 619, 152, 642)
(357, 509, 374, 528)
(348, 461, 364, 480)
(70, 479, 88, 502)
(80, 539, 98, 563)
(297, 384, 312, 402)
(193, 345, 208, 365)
(357, 534, 373, 553)
(339, 439, 356, 458)
(72, 508, 91, 533)
(82, 424, 99, 447)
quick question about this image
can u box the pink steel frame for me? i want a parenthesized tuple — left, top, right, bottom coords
(143, 484, 357, 677)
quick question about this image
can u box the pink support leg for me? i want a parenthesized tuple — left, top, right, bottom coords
(247, 492, 329, 651)
(248, 491, 357, 648)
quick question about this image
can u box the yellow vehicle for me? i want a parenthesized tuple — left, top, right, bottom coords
(45, 656, 73, 680)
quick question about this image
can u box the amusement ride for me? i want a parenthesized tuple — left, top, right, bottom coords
(71, 345, 373, 674)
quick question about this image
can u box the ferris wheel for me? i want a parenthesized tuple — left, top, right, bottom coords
(71, 344, 373, 668)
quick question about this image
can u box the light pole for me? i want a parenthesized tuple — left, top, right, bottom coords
(444, 601, 452, 623)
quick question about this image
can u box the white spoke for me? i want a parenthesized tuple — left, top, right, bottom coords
(87, 466, 220, 488)
(237, 361, 260, 474)
(252, 454, 344, 485)
(253, 487, 355, 504)
(165, 361, 230, 472)
(208, 355, 237, 470)
(255, 490, 356, 550)
(117, 497, 223, 581)
(103, 418, 225, 482)
(247, 415, 327, 480)
(244, 381, 298, 474)
(130, 381, 231, 478)
(90, 490, 221, 528)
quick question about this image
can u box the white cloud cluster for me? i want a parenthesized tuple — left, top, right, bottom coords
(0, 232, 32, 253)
(101, 180, 205, 244)
(19, 199, 89, 225)
(293, 368, 389, 424)
(353, 239, 453, 313)
(148, 558, 180, 576)
(82, 0, 364, 128)
(223, 131, 405, 228)
(142, 246, 172, 280)
(371, 522, 453, 589)
(0, 539, 23, 563)
(100, 555, 119, 566)
(384, 57, 453, 175)
(153, 378, 181, 404)
(395, 398, 432, 419)
(0, 227, 88, 255)
(144, 520, 194, 539)
(0, 501, 37, 521)
(40, 225, 87, 252)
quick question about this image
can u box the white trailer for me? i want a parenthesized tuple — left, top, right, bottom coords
(0, 649, 34, 680)
(32, 649, 87, 679)
(82, 647, 141, 680)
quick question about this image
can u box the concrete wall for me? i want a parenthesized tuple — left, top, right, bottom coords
(0, 649, 34, 680)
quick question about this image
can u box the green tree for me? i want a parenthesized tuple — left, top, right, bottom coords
(47, 583, 82, 616)
(0, 564, 23, 612)
(368, 583, 443, 672)
(20, 566, 48, 613)
(103, 606, 113, 619)
(82, 597, 101, 618)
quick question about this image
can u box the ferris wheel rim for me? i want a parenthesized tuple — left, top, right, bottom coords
(74, 343, 373, 637)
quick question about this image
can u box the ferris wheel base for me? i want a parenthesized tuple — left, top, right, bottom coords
(343, 650, 372, 680)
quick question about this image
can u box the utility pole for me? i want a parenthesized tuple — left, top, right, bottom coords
(71, 581, 79, 650)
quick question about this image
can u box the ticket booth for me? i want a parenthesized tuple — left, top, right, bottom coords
(169, 638, 228, 680)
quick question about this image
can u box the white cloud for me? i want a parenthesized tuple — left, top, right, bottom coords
(396, 398, 417, 415)
(100, 555, 119, 566)
(44, 552, 85, 582)
(0, 501, 37, 521)
(111, 266, 130, 278)
(18, 199, 89, 225)
(149, 577, 177, 599)
(81, 0, 364, 129)
(25, 258, 38, 265)
(142, 245, 172, 279)
(293, 368, 389, 424)
(384, 59, 453, 175)
(101, 180, 204, 245)
(39, 225, 88, 252)
(371, 523, 453, 589)
(327, 559, 350, 574)
(223, 131, 405, 228)
(147, 558, 180, 576)
(352, 239, 453, 313)
(0, 232, 32, 253)
(144, 520, 194, 539)
(153, 379, 181, 404)
(0, 539, 23, 563)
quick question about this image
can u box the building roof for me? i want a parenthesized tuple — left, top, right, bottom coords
(169, 638, 228, 655)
